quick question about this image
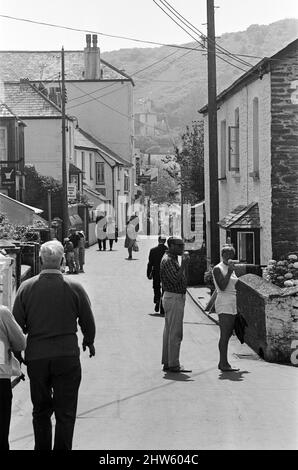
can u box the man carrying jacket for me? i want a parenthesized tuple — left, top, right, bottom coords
(147, 235, 167, 315)
(13, 240, 96, 451)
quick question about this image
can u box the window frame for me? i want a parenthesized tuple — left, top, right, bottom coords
(0, 126, 8, 161)
(89, 152, 94, 180)
(252, 97, 260, 175)
(228, 126, 240, 172)
(81, 151, 85, 179)
(237, 231, 255, 264)
(220, 119, 227, 178)
(96, 161, 105, 185)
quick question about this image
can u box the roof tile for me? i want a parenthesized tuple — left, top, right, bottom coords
(4, 82, 61, 117)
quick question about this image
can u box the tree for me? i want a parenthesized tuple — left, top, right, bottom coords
(163, 120, 204, 205)
(150, 169, 179, 205)
(24, 165, 63, 220)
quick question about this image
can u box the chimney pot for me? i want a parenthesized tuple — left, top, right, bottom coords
(92, 34, 98, 48)
(86, 34, 91, 47)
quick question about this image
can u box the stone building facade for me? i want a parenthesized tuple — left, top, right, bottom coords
(271, 42, 298, 259)
(200, 39, 298, 265)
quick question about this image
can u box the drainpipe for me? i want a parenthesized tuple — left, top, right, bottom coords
(246, 85, 249, 206)
(112, 165, 115, 210)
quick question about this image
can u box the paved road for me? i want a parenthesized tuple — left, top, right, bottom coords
(10, 237, 298, 450)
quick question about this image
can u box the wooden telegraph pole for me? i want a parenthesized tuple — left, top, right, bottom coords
(207, 0, 220, 265)
(61, 47, 69, 240)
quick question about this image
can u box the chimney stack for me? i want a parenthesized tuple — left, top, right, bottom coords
(84, 34, 101, 80)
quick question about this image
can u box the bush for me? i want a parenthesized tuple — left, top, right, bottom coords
(204, 265, 215, 293)
(0, 213, 42, 243)
(264, 254, 298, 288)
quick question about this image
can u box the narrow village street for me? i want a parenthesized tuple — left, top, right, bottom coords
(9, 237, 298, 451)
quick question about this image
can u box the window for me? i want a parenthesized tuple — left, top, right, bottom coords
(117, 166, 120, 181)
(96, 162, 105, 184)
(74, 150, 77, 166)
(237, 232, 255, 264)
(220, 120, 227, 178)
(124, 173, 129, 192)
(89, 153, 93, 179)
(0, 127, 7, 161)
(252, 98, 259, 175)
(228, 108, 240, 171)
(81, 151, 85, 179)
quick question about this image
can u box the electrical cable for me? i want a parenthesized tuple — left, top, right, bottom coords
(0, 13, 204, 52)
(160, 0, 254, 68)
(153, 1, 249, 73)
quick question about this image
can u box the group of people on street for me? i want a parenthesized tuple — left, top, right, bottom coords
(63, 228, 86, 274)
(147, 237, 239, 374)
(0, 240, 95, 450)
(0, 216, 241, 450)
(95, 214, 118, 252)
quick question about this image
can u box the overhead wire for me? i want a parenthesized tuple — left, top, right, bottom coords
(0, 12, 282, 62)
(69, 81, 177, 147)
(153, 0, 249, 73)
(0, 13, 204, 52)
(67, 45, 198, 109)
(159, 0, 254, 68)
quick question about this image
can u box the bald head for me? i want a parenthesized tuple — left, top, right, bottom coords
(39, 240, 64, 269)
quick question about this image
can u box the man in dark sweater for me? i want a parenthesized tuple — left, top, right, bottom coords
(12, 240, 96, 451)
(147, 235, 167, 315)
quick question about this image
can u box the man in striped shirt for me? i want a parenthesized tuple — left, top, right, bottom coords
(160, 237, 191, 373)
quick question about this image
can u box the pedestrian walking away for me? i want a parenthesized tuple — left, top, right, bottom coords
(95, 214, 107, 251)
(160, 237, 191, 373)
(124, 213, 139, 260)
(212, 245, 240, 372)
(12, 240, 96, 451)
(78, 231, 86, 272)
(106, 216, 118, 251)
(0, 305, 26, 450)
(68, 228, 81, 273)
(147, 235, 167, 315)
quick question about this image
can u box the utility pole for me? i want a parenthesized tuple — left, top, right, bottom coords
(207, 0, 220, 265)
(47, 189, 52, 227)
(61, 47, 69, 240)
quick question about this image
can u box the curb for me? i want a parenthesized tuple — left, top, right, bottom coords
(186, 288, 219, 325)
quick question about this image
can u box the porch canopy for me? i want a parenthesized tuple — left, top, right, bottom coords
(218, 202, 260, 229)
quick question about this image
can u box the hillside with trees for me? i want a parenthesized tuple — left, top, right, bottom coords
(102, 18, 298, 148)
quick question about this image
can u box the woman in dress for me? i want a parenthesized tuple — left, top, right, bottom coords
(124, 214, 139, 260)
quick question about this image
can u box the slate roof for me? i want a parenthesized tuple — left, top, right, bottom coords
(83, 185, 108, 202)
(0, 51, 134, 83)
(0, 103, 16, 118)
(218, 202, 260, 229)
(69, 163, 83, 174)
(3, 81, 62, 117)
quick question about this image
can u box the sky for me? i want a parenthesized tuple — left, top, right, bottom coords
(0, 0, 297, 52)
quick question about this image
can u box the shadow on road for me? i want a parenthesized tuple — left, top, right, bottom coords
(76, 367, 217, 419)
(218, 370, 250, 382)
(148, 313, 164, 318)
(163, 372, 194, 382)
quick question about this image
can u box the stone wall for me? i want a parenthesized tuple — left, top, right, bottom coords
(271, 41, 298, 258)
(237, 274, 298, 363)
